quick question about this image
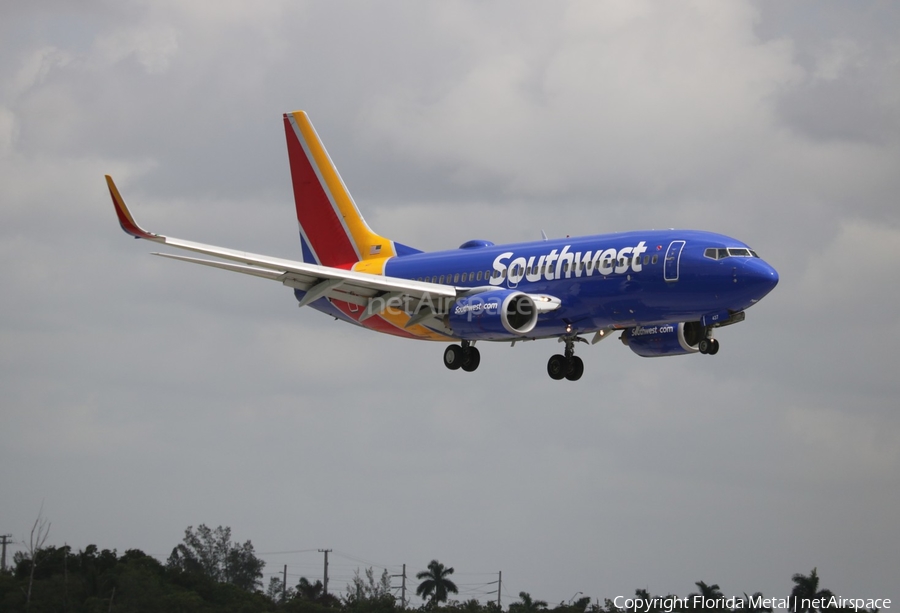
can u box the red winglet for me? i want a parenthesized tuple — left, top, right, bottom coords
(105, 175, 160, 240)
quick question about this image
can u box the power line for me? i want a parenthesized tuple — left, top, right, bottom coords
(257, 548, 320, 556)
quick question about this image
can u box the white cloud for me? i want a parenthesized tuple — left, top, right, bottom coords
(813, 38, 865, 81)
(0, 106, 16, 154)
(92, 24, 179, 74)
(9, 46, 73, 97)
(363, 1, 802, 201)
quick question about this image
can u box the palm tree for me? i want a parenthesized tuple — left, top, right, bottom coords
(743, 592, 773, 613)
(416, 559, 459, 605)
(510, 592, 549, 613)
(790, 568, 834, 613)
(689, 582, 725, 609)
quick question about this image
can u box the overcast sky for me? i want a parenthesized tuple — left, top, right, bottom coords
(2, 0, 899, 605)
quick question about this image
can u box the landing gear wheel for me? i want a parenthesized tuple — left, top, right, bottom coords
(443, 344, 463, 370)
(698, 338, 710, 354)
(565, 356, 584, 381)
(547, 354, 568, 380)
(708, 338, 720, 355)
(461, 346, 481, 372)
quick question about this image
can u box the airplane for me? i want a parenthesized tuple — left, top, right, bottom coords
(106, 110, 779, 381)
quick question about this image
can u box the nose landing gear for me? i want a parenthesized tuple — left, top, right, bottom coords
(698, 337, 720, 355)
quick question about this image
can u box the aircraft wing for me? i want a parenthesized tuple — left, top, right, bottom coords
(106, 176, 458, 320)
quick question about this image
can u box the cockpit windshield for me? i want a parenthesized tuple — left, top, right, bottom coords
(704, 247, 760, 260)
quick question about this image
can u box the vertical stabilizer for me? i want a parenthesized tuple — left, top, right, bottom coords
(283, 111, 400, 269)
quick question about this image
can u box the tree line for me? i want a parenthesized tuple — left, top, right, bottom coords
(0, 524, 875, 613)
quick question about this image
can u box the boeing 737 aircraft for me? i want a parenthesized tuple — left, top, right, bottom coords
(106, 110, 778, 381)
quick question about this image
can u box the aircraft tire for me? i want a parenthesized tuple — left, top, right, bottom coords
(443, 344, 464, 370)
(547, 354, 567, 380)
(461, 346, 481, 372)
(708, 339, 720, 355)
(565, 356, 584, 381)
(698, 339, 710, 354)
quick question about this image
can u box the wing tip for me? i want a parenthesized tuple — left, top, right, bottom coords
(105, 175, 159, 240)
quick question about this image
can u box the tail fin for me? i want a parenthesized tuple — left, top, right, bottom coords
(283, 111, 418, 271)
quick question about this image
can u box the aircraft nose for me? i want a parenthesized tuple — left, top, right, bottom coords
(743, 258, 779, 299)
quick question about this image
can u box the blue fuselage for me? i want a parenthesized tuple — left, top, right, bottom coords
(304, 229, 779, 341)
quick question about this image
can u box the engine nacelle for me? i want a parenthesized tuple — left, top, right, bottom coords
(446, 290, 538, 340)
(621, 322, 705, 357)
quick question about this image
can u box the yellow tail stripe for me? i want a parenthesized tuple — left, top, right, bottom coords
(291, 111, 395, 261)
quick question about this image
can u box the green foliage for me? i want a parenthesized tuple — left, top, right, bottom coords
(510, 592, 548, 613)
(268, 575, 297, 604)
(0, 540, 272, 613)
(0, 536, 853, 613)
(167, 524, 265, 592)
(790, 568, 835, 613)
(342, 567, 396, 613)
(297, 577, 326, 601)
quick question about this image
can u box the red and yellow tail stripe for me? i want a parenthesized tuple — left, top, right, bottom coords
(283, 111, 451, 340)
(284, 111, 395, 270)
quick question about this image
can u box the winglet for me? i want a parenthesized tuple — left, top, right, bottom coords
(105, 175, 161, 240)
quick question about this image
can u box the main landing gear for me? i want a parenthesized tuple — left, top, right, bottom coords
(443, 340, 481, 372)
(547, 336, 586, 381)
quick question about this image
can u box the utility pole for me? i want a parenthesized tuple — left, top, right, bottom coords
(318, 549, 332, 595)
(392, 563, 407, 608)
(283, 564, 288, 604)
(0, 535, 11, 572)
(496, 571, 502, 608)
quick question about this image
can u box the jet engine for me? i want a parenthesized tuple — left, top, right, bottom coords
(620, 322, 706, 357)
(446, 290, 539, 340)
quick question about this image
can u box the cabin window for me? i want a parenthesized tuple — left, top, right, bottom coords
(470, 271, 475, 280)
(487, 270, 493, 279)
(651, 255, 658, 264)
(438, 275, 444, 284)
(461, 272, 467, 282)
(454, 273, 460, 283)
(476, 271, 482, 281)
(643, 255, 650, 265)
